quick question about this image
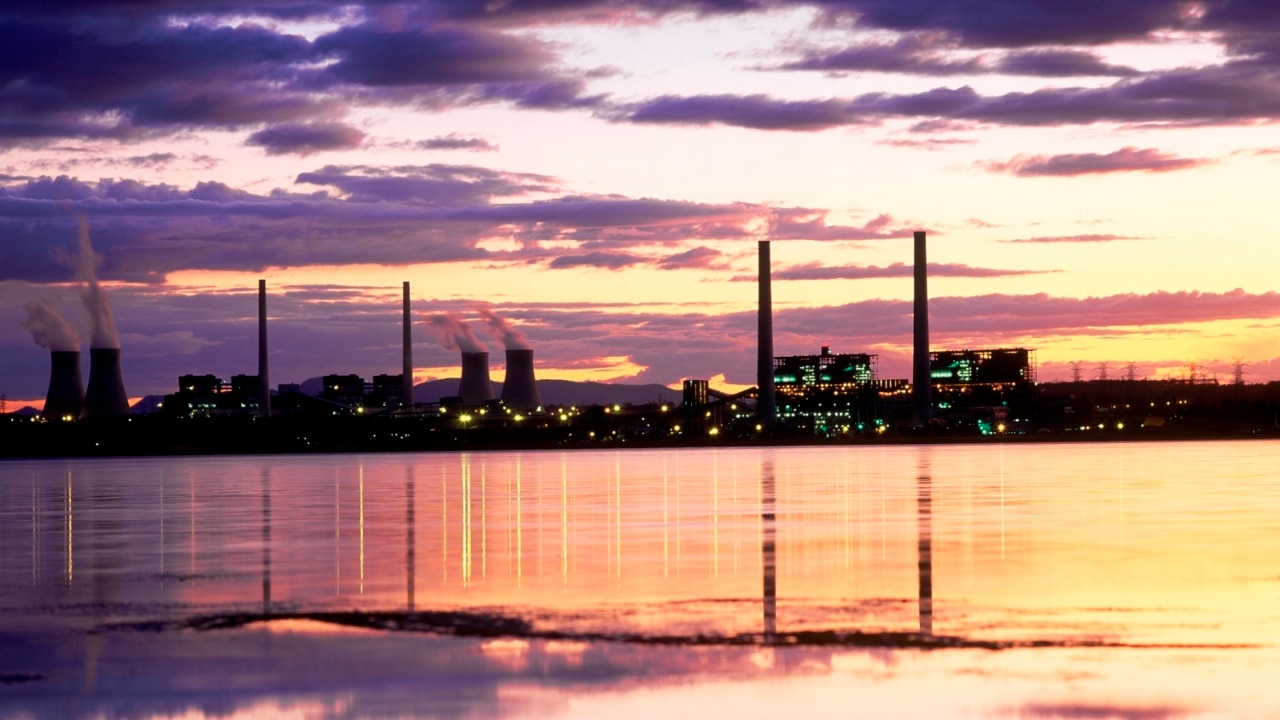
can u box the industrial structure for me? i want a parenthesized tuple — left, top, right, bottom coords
(500, 349, 542, 410)
(929, 348, 1037, 430)
(772, 345, 903, 432)
(43, 350, 84, 421)
(913, 230, 931, 428)
(82, 348, 130, 418)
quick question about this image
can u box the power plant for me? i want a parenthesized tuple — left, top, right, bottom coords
(457, 352, 495, 404)
(43, 350, 84, 420)
(500, 348, 541, 410)
(82, 348, 130, 418)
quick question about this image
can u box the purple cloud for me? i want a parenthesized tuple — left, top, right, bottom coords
(735, 261, 1051, 281)
(418, 134, 498, 152)
(624, 94, 867, 131)
(984, 147, 1208, 176)
(658, 247, 726, 270)
(1003, 234, 1143, 244)
(246, 123, 366, 155)
(548, 251, 643, 270)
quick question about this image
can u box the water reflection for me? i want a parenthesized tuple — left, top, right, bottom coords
(761, 457, 777, 640)
(917, 453, 932, 638)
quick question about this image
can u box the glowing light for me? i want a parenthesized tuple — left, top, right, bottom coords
(708, 427, 720, 436)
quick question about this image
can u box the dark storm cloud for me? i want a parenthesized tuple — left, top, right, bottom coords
(246, 123, 366, 155)
(984, 147, 1208, 176)
(730, 261, 1050, 281)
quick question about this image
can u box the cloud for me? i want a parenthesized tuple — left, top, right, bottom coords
(246, 123, 366, 155)
(983, 147, 1209, 176)
(418, 134, 498, 152)
(1003, 234, 1143, 244)
(734, 261, 1051, 281)
(548, 251, 644, 269)
(776, 37, 1136, 78)
(658, 247, 727, 270)
(623, 94, 868, 131)
(2, 167, 894, 282)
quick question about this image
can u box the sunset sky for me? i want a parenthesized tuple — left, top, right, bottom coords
(3, 0, 1280, 408)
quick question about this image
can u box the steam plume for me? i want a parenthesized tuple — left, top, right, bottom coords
(427, 313, 485, 353)
(70, 220, 120, 349)
(21, 299, 81, 352)
(475, 305, 531, 350)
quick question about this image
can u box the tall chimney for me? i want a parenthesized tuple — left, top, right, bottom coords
(501, 349, 542, 410)
(458, 352, 495, 403)
(402, 281, 414, 408)
(757, 240, 776, 423)
(258, 279, 271, 418)
(913, 231, 932, 428)
(82, 348, 129, 418)
(44, 350, 84, 420)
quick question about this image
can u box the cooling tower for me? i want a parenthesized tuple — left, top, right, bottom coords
(501, 349, 542, 410)
(43, 350, 84, 420)
(82, 348, 130, 418)
(458, 352, 495, 403)
(913, 231, 932, 428)
(757, 240, 776, 423)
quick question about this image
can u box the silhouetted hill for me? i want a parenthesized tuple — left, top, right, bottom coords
(292, 377, 679, 407)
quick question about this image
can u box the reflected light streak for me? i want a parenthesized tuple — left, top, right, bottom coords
(359, 464, 365, 595)
(482, 459, 488, 582)
(561, 455, 568, 587)
(462, 454, 473, 589)
(63, 470, 72, 586)
(615, 454, 621, 588)
(917, 454, 933, 638)
(335, 469, 341, 594)
(663, 457, 669, 579)
(262, 467, 271, 615)
(517, 456, 523, 588)
(712, 450, 719, 580)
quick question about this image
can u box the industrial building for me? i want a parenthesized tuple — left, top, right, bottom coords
(773, 345, 892, 433)
(929, 348, 1037, 431)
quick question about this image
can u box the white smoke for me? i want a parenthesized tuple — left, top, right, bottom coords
(426, 313, 485, 353)
(20, 299, 81, 352)
(474, 305, 531, 350)
(62, 219, 120, 349)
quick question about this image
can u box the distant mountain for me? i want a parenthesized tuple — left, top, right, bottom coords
(291, 377, 680, 408)
(412, 378, 679, 407)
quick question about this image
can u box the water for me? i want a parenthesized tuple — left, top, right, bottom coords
(2, 441, 1280, 717)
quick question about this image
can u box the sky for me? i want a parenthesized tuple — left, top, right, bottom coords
(3, 0, 1280, 408)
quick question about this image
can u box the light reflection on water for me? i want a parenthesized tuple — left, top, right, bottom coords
(3, 440, 1280, 717)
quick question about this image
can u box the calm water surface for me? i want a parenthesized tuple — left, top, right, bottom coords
(2, 441, 1279, 718)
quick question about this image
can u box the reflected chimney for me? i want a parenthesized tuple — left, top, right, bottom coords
(761, 458, 777, 641)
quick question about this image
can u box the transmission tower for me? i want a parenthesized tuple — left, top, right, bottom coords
(1188, 362, 1198, 384)
(1233, 357, 1246, 386)
(1097, 361, 1110, 382)
(1070, 361, 1083, 383)
(1124, 362, 1138, 382)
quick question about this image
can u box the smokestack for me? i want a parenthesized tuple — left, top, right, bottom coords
(501, 349, 542, 410)
(458, 352, 495, 403)
(258, 279, 271, 418)
(913, 231, 932, 428)
(44, 351, 84, 420)
(82, 348, 129, 418)
(402, 282, 414, 408)
(757, 240, 776, 423)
